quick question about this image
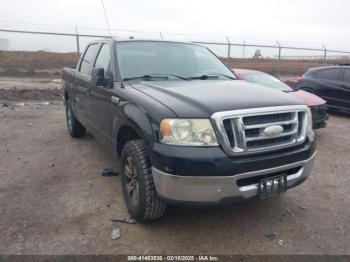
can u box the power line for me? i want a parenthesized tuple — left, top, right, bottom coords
(0, 24, 350, 55)
(0, 28, 111, 38)
(0, 20, 349, 51)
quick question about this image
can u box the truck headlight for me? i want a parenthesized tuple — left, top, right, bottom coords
(160, 119, 219, 146)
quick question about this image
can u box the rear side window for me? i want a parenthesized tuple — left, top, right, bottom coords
(79, 44, 99, 75)
(344, 69, 350, 83)
(94, 44, 111, 76)
(315, 69, 341, 81)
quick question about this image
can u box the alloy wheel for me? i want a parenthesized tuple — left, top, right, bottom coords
(124, 156, 140, 207)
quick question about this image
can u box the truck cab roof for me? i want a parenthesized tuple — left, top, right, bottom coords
(90, 38, 201, 46)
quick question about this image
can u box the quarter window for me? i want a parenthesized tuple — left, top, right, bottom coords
(344, 69, 350, 83)
(316, 69, 340, 81)
(79, 44, 99, 75)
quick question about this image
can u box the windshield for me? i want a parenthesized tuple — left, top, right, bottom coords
(243, 73, 293, 92)
(116, 41, 236, 80)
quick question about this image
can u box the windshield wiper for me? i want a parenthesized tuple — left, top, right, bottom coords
(123, 74, 189, 81)
(150, 74, 189, 80)
(123, 75, 169, 81)
(189, 74, 236, 80)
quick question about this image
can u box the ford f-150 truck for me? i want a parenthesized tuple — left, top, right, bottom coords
(63, 39, 316, 222)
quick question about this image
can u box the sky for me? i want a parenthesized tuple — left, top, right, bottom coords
(0, 0, 349, 56)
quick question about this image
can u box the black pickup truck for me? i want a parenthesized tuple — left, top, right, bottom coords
(63, 39, 316, 222)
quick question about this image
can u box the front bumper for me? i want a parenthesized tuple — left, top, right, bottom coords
(152, 152, 316, 204)
(149, 134, 315, 177)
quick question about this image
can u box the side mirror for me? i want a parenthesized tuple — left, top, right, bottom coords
(92, 67, 105, 86)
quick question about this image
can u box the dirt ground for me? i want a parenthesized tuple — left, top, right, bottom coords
(0, 78, 63, 102)
(0, 78, 349, 255)
(0, 51, 78, 77)
(222, 58, 349, 76)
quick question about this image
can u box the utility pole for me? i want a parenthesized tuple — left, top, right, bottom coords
(226, 37, 231, 58)
(242, 40, 246, 58)
(276, 41, 282, 77)
(322, 44, 327, 62)
(75, 26, 80, 54)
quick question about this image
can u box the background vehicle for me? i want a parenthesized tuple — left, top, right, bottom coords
(63, 39, 316, 222)
(234, 69, 328, 129)
(296, 65, 350, 112)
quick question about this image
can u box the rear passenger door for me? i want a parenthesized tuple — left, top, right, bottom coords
(313, 68, 343, 108)
(74, 43, 99, 125)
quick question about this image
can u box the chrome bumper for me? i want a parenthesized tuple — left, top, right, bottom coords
(152, 152, 316, 203)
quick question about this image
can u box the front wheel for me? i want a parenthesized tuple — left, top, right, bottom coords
(121, 140, 166, 222)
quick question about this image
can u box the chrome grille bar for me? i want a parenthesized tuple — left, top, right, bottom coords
(244, 115, 298, 129)
(211, 105, 309, 156)
(245, 128, 298, 142)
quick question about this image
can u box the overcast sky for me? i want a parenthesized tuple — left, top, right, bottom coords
(0, 0, 349, 53)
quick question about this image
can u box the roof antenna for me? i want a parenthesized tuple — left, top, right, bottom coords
(101, 0, 112, 38)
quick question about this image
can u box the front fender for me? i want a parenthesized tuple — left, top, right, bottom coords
(112, 101, 158, 157)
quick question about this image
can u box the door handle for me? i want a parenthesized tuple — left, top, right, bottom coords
(111, 96, 120, 104)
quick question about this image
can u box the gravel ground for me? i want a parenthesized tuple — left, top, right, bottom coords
(0, 78, 63, 102)
(0, 98, 349, 255)
(0, 74, 350, 255)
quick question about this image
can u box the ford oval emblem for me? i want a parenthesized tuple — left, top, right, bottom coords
(261, 125, 284, 138)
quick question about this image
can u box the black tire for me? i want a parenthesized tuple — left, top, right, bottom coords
(65, 100, 86, 138)
(121, 140, 166, 222)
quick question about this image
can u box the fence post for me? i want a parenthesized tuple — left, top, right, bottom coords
(242, 40, 246, 58)
(322, 44, 327, 62)
(226, 37, 231, 59)
(276, 41, 281, 77)
(75, 27, 80, 54)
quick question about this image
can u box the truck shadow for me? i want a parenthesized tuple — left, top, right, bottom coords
(83, 129, 309, 240)
(327, 109, 350, 118)
(140, 195, 299, 237)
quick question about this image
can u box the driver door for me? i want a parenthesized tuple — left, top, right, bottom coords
(86, 42, 114, 149)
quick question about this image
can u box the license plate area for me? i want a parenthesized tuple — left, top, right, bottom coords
(258, 174, 287, 199)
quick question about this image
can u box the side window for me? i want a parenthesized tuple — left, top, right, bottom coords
(316, 69, 340, 81)
(94, 44, 111, 75)
(79, 44, 99, 75)
(344, 69, 350, 83)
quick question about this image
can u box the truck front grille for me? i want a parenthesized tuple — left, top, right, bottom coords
(212, 105, 309, 156)
(242, 112, 293, 125)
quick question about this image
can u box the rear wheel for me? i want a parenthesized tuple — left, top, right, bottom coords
(121, 140, 166, 222)
(65, 100, 86, 138)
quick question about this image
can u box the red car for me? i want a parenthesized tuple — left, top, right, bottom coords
(233, 69, 328, 129)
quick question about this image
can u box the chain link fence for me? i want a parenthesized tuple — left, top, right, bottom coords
(1, 23, 350, 77)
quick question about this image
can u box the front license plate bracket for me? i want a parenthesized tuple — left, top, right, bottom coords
(258, 174, 287, 200)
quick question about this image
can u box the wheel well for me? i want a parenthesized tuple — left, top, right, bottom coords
(300, 87, 314, 93)
(64, 90, 69, 102)
(117, 126, 141, 157)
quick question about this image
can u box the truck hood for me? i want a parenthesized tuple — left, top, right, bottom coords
(289, 90, 326, 107)
(129, 80, 304, 117)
